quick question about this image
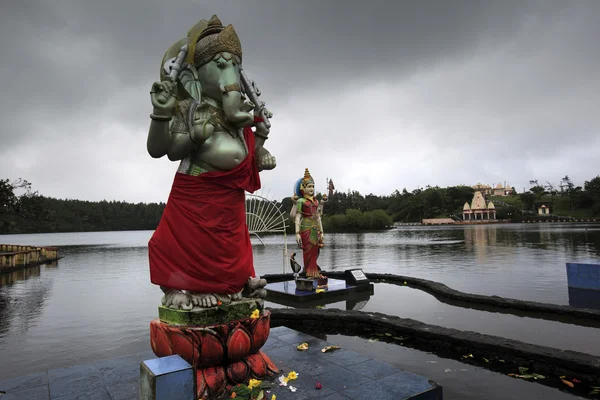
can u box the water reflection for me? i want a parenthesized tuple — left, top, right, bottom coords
(325, 240, 339, 271)
(1, 265, 42, 287)
(0, 264, 54, 340)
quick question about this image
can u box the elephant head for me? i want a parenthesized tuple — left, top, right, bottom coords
(188, 16, 254, 128)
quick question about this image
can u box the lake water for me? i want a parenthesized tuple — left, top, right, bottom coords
(1, 224, 599, 399)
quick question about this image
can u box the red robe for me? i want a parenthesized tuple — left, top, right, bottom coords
(148, 126, 261, 294)
(297, 197, 321, 278)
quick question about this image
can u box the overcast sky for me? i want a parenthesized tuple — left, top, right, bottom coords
(1, 0, 599, 203)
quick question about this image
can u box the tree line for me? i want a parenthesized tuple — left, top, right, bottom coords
(2, 175, 600, 234)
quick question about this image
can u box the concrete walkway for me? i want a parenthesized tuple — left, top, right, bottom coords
(0, 326, 442, 399)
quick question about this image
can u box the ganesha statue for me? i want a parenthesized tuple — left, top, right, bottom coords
(146, 15, 276, 310)
(145, 15, 280, 398)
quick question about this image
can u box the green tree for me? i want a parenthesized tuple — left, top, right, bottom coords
(0, 178, 48, 233)
(584, 176, 600, 215)
(520, 192, 537, 212)
(529, 180, 546, 199)
(561, 175, 577, 212)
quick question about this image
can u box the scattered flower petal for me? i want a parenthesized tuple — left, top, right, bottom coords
(561, 379, 575, 388)
(278, 375, 289, 386)
(297, 342, 309, 351)
(287, 371, 298, 380)
(248, 379, 262, 389)
(321, 345, 341, 353)
(250, 309, 260, 319)
(315, 381, 323, 390)
(289, 386, 297, 392)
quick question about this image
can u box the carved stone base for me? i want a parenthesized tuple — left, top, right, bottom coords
(158, 298, 263, 325)
(195, 351, 279, 399)
(150, 309, 279, 399)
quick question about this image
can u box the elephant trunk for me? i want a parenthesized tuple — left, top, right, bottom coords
(219, 80, 254, 127)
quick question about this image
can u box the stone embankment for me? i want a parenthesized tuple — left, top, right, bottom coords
(268, 307, 600, 395)
(0, 244, 60, 272)
(263, 271, 600, 395)
(263, 271, 600, 327)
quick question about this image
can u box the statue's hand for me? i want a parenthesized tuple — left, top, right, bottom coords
(254, 121, 270, 139)
(150, 80, 177, 116)
(256, 146, 276, 171)
(296, 233, 302, 247)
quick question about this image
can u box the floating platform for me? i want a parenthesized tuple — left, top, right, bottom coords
(0, 327, 442, 400)
(265, 277, 374, 308)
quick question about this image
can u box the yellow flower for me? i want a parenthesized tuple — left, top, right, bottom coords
(248, 378, 262, 389)
(271, 395, 276, 400)
(287, 371, 298, 380)
(250, 309, 260, 319)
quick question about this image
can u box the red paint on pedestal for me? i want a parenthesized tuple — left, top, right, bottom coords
(150, 310, 279, 399)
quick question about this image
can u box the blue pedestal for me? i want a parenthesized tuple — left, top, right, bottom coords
(566, 262, 600, 291)
(568, 287, 600, 310)
(140, 355, 194, 400)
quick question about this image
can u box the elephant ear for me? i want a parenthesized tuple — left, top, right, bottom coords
(178, 66, 202, 102)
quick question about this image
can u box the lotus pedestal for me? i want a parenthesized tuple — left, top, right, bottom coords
(149, 299, 279, 399)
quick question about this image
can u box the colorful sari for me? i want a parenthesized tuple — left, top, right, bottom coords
(296, 196, 321, 278)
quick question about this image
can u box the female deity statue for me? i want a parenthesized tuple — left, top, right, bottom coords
(291, 169, 327, 278)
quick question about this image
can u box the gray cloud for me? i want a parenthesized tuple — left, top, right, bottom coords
(0, 0, 598, 203)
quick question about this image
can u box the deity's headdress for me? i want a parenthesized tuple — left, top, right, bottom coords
(293, 168, 315, 197)
(186, 15, 243, 67)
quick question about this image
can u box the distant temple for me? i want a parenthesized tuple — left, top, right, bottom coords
(536, 202, 552, 216)
(462, 191, 496, 221)
(472, 182, 513, 197)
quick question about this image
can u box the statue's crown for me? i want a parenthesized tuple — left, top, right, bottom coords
(301, 168, 314, 185)
(198, 15, 224, 39)
(189, 14, 242, 67)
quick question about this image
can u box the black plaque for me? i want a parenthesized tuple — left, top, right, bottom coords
(345, 268, 369, 286)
